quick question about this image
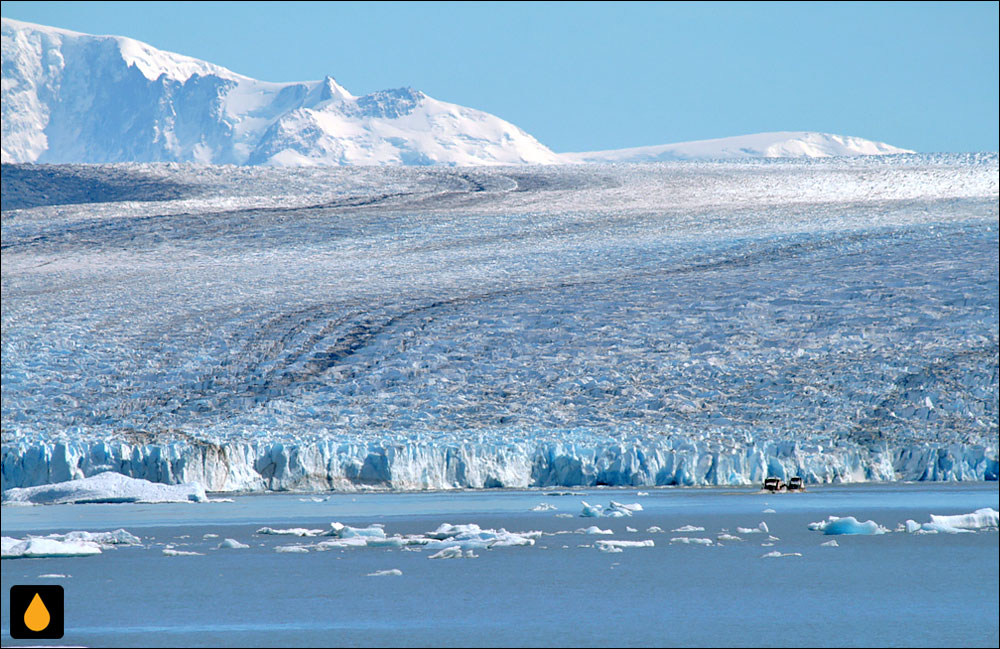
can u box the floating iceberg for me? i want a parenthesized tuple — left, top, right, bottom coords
(929, 508, 998, 530)
(162, 548, 203, 556)
(670, 537, 713, 545)
(808, 516, 888, 535)
(368, 569, 403, 576)
(34, 529, 140, 547)
(672, 525, 705, 533)
(217, 538, 249, 549)
(3, 536, 102, 559)
(255, 527, 325, 537)
(762, 551, 802, 558)
(2, 471, 207, 504)
(579, 526, 613, 535)
(596, 539, 655, 550)
(901, 508, 998, 534)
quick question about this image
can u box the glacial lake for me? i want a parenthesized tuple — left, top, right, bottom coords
(2, 482, 997, 648)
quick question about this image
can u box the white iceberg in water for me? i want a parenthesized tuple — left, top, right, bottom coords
(162, 548, 203, 556)
(808, 516, 888, 535)
(367, 569, 403, 576)
(929, 508, 998, 530)
(579, 526, 613, 535)
(672, 525, 705, 533)
(596, 539, 655, 550)
(2, 536, 102, 559)
(670, 537, 713, 545)
(762, 551, 802, 558)
(34, 529, 141, 547)
(255, 527, 325, 537)
(2, 472, 207, 505)
(901, 508, 998, 534)
(217, 538, 249, 549)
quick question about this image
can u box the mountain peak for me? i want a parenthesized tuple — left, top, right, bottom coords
(562, 131, 914, 163)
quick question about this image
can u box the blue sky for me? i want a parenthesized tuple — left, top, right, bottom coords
(3, 1, 997, 153)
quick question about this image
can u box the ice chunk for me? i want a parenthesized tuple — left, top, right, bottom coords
(3, 537, 102, 559)
(38, 574, 71, 578)
(808, 516, 888, 535)
(275, 545, 310, 553)
(203, 533, 220, 539)
(555, 513, 574, 519)
(327, 523, 386, 539)
(598, 544, 623, 553)
(256, 527, 325, 536)
(428, 546, 472, 559)
(626, 526, 638, 533)
(34, 529, 140, 547)
(736, 522, 768, 534)
(580, 501, 604, 517)
(609, 501, 643, 513)
(646, 526, 664, 533)
(597, 539, 655, 549)
(672, 525, 705, 532)
(670, 537, 713, 545)
(821, 540, 839, 547)
(928, 508, 998, 530)
(2, 472, 207, 504)
(762, 551, 802, 558)
(763, 508, 777, 514)
(368, 569, 403, 577)
(531, 503, 557, 512)
(578, 526, 613, 535)
(717, 534, 743, 542)
(218, 538, 249, 549)
(162, 548, 203, 556)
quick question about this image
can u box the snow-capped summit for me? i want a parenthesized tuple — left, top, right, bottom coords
(2, 18, 912, 166)
(561, 131, 914, 163)
(1, 18, 560, 166)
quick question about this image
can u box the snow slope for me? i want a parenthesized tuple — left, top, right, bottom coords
(561, 132, 914, 163)
(3, 19, 915, 167)
(1, 18, 559, 166)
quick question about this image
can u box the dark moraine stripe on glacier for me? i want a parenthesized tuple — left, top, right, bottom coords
(0, 163, 197, 210)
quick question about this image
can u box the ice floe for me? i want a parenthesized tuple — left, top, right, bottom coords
(531, 503, 557, 512)
(34, 529, 141, 547)
(900, 508, 998, 534)
(368, 568, 403, 576)
(821, 540, 839, 547)
(808, 516, 889, 535)
(672, 525, 705, 532)
(736, 522, 769, 534)
(670, 537, 713, 545)
(428, 546, 477, 559)
(163, 548, 203, 556)
(275, 545, 310, 553)
(255, 527, 325, 537)
(579, 526, 613, 535)
(596, 539, 655, 550)
(580, 500, 641, 517)
(717, 533, 743, 542)
(218, 538, 249, 549)
(762, 551, 802, 558)
(2, 471, 207, 504)
(3, 536, 102, 559)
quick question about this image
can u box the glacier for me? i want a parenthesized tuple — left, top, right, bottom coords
(1, 155, 997, 493)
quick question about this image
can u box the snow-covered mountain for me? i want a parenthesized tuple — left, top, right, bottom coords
(1, 18, 560, 166)
(562, 132, 914, 163)
(2, 18, 913, 166)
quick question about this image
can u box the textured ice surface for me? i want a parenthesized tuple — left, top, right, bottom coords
(2, 159, 997, 492)
(902, 508, 999, 534)
(1, 471, 206, 504)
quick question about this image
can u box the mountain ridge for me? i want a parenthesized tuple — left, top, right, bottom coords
(2, 18, 912, 166)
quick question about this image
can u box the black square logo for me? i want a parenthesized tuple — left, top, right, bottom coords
(9, 585, 64, 639)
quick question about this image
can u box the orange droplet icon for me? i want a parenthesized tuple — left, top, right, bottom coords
(24, 592, 51, 632)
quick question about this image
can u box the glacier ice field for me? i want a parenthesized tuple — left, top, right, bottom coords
(1, 155, 998, 492)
